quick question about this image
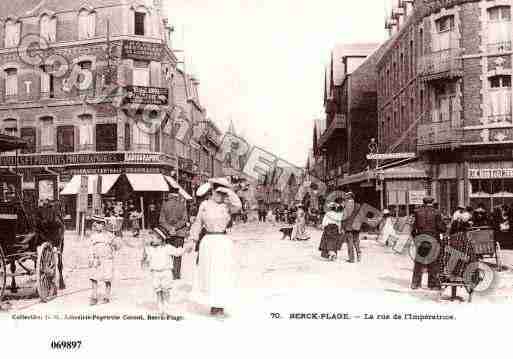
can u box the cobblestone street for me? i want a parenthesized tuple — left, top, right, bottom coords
(2, 222, 513, 320)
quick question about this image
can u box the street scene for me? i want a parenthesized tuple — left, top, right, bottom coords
(2, 0, 513, 326)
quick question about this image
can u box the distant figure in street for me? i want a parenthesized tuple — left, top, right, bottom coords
(141, 227, 193, 315)
(411, 196, 445, 290)
(88, 216, 120, 305)
(341, 192, 361, 263)
(472, 203, 490, 227)
(291, 205, 310, 241)
(159, 187, 188, 280)
(147, 202, 160, 229)
(129, 206, 142, 237)
(319, 202, 343, 261)
(258, 201, 267, 222)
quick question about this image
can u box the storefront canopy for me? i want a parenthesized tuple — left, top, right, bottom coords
(60, 174, 121, 195)
(339, 162, 428, 186)
(164, 176, 193, 200)
(126, 173, 169, 192)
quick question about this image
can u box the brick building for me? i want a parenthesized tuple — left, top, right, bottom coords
(376, 0, 513, 216)
(319, 43, 380, 192)
(0, 0, 220, 226)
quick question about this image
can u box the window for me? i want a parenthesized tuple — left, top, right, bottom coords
(4, 68, 17, 97)
(488, 6, 511, 52)
(77, 61, 94, 94)
(134, 12, 146, 36)
(57, 126, 75, 153)
(488, 75, 512, 122)
(40, 14, 56, 43)
(95, 123, 117, 152)
(78, 114, 94, 150)
(40, 65, 54, 98)
(78, 10, 96, 40)
(4, 20, 20, 48)
(434, 16, 456, 51)
(436, 16, 455, 33)
(40, 117, 54, 148)
(432, 82, 457, 123)
(133, 60, 149, 86)
(2, 119, 17, 136)
(20, 127, 36, 153)
(132, 111, 151, 151)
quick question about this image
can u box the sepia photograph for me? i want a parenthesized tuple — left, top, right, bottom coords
(0, 0, 512, 357)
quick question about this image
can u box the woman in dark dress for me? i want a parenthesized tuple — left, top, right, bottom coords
(319, 203, 342, 261)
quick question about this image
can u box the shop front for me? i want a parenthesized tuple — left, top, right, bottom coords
(0, 151, 183, 229)
(468, 163, 513, 212)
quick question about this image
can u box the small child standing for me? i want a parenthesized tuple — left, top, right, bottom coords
(141, 227, 193, 315)
(88, 215, 120, 305)
(129, 206, 142, 237)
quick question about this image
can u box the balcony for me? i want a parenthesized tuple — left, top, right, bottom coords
(417, 112, 463, 151)
(417, 48, 463, 82)
(318, 114, 347, 149)
(487, 41, 512, 53)
(124, 86, 169, 105)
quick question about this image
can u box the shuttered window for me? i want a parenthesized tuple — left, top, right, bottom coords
(135, 12, 145, 36)
(488, 6, 512, 52)
(5, 68, 18, 97)
(4, 20, 20, 47)
(57, 126, 75, 153)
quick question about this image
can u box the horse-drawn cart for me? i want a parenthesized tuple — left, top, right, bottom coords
(0, 134, 61, 304)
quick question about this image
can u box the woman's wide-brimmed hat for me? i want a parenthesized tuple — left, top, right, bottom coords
(91, 215, 106, 224)
(209, 177, 233, 189)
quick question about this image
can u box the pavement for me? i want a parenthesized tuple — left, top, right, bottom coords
(1, 221, 513, 320)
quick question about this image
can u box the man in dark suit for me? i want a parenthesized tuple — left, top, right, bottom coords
(159, 187, 188, 279)
(342, 192, 361, 263)
(411, 196, 446, 290)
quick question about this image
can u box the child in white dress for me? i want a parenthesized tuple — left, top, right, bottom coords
(88, 215, 120, 305)
(141, 227, 194, 314)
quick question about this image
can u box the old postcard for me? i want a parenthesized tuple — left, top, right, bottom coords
(1, 0, 512, 357)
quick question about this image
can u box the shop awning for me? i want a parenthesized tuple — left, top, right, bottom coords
(164, 176, 193, 200)
(338, 162, 429, 186)
(126, 173, 169, 192)
(60, 174, 121, 195)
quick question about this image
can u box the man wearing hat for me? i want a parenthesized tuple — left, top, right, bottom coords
(341, 191, 361, 263)
(411, 196, 446, 290)
(159, 186, 188, 280)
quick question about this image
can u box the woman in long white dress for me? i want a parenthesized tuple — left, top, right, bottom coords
(189, 178, 242, 317)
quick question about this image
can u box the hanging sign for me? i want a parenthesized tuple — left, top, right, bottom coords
(469, 168, 513, 179)
(366, 152, 416, 160)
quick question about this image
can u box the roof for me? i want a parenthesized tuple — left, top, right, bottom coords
(0, 134, 27, 152)
(330, 43, 380, 86)
(0, 0, 131, 19)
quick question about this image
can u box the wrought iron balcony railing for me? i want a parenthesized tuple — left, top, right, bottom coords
(487, 41, 512, 53)
(417, 112, 463, 151)
(417, 48, 463, 81)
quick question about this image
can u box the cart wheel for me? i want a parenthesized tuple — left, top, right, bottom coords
(495, 242, 503, 272)
(0, 246, 6, 302)
(36, 243, 57, 303)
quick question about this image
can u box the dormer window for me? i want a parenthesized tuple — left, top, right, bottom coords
(78, 9, 96, 40)
(4, 19, 21, 48)
(40, 14, 57, 43)
(135, 12, 146, 36)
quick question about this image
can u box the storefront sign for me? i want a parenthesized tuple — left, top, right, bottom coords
(125, 86, 169, 105)
(469, 168, 513, 179)
(0, 152, 177, 168)
(122, 41, 163, 61)
(366, 153, 416, 160)
(408, 190, 427, 205)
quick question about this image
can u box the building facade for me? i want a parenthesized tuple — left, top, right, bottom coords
(0, 0, 223, 225)
(377, 0, 513, 216)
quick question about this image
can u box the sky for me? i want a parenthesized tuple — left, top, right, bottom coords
(164, 0, 389, 167)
